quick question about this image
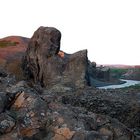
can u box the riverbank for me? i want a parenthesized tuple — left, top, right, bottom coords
(98, 79, 140, 89)
(91, 78, 126, 87)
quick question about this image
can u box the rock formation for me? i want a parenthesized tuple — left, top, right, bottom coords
(22, 26, 89, 89)
(88, 62, 111, 87)
(0, 26, 140, 139)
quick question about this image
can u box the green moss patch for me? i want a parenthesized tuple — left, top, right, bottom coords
(0, 40, 19, 48)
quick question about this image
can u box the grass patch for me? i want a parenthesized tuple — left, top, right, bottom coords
(0, 40, 19, 48)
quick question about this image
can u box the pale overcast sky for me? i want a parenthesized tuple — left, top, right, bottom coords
(0, 0, 140, 65)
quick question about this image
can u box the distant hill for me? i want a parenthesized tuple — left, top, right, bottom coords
(0, 36, 29, 60)
(101, 64, 140, 81)
(0, 36, 29, 79)
(122, 67, 140, 80)
(102, 64, 136, 69)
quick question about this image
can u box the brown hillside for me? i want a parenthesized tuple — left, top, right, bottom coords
(0, 36, 29, 79)
(0, 36, 29, 59)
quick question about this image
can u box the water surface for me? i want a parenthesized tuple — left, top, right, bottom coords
(98, 79, 140, 89)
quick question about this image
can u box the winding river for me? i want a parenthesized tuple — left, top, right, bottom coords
(98, 79, 140, 89)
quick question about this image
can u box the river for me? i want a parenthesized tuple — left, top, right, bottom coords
(98, 79, 140, 89)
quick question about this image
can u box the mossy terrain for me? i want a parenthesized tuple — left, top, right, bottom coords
(0, 40, 19, 48)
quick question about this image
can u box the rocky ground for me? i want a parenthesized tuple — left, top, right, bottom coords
(0, 74, 139, 140)
(0, 26, 140, 140)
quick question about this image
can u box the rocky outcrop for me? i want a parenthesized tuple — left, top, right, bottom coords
(88, 62, 111, 86)
(96, 66, 110, 81)
(22, 26, 89, 89)
(0, 26, 140, 140)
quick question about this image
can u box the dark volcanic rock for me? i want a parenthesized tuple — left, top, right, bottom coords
(22, 26, 61, 83)
(0, 80, 136, 140)
(0, 69, 7, 77)
(0, 82, 48, 139)
(62, 88, 140, 129)
(0, 112, 16, 134)
(87, 61, 112, 87)
(0, 74, 137, 140)
(22, 26, 89, 89)
(0, 92, 8, 113)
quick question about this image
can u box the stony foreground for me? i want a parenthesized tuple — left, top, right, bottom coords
(0, 75, 139, 140)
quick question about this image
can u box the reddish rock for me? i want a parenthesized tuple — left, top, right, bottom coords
(0, 36, 29, 60)
(0, 36, 29, 79)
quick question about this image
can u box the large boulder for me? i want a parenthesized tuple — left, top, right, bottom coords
(22, 26, 89, 89)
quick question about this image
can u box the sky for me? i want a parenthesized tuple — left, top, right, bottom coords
(0, 0, 140, 65)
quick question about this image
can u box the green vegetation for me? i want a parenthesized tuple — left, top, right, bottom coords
(110, 68, 128, 79)
(0, 40, 19, 48)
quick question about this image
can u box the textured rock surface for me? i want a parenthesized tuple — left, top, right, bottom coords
(0, 80, 136, 139)
(62, 88, 140, 129)
(23, 26, 89, 88)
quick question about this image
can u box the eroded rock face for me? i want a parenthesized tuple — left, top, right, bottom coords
(22, 26, 89, 89)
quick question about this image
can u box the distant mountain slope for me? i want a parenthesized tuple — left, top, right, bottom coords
(122, 67, 140, 80)
(0, 36, 29, 79)
(0, 36, 29, 59)
(102, 64, 135, 69)
(102, 64, 140, 81)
